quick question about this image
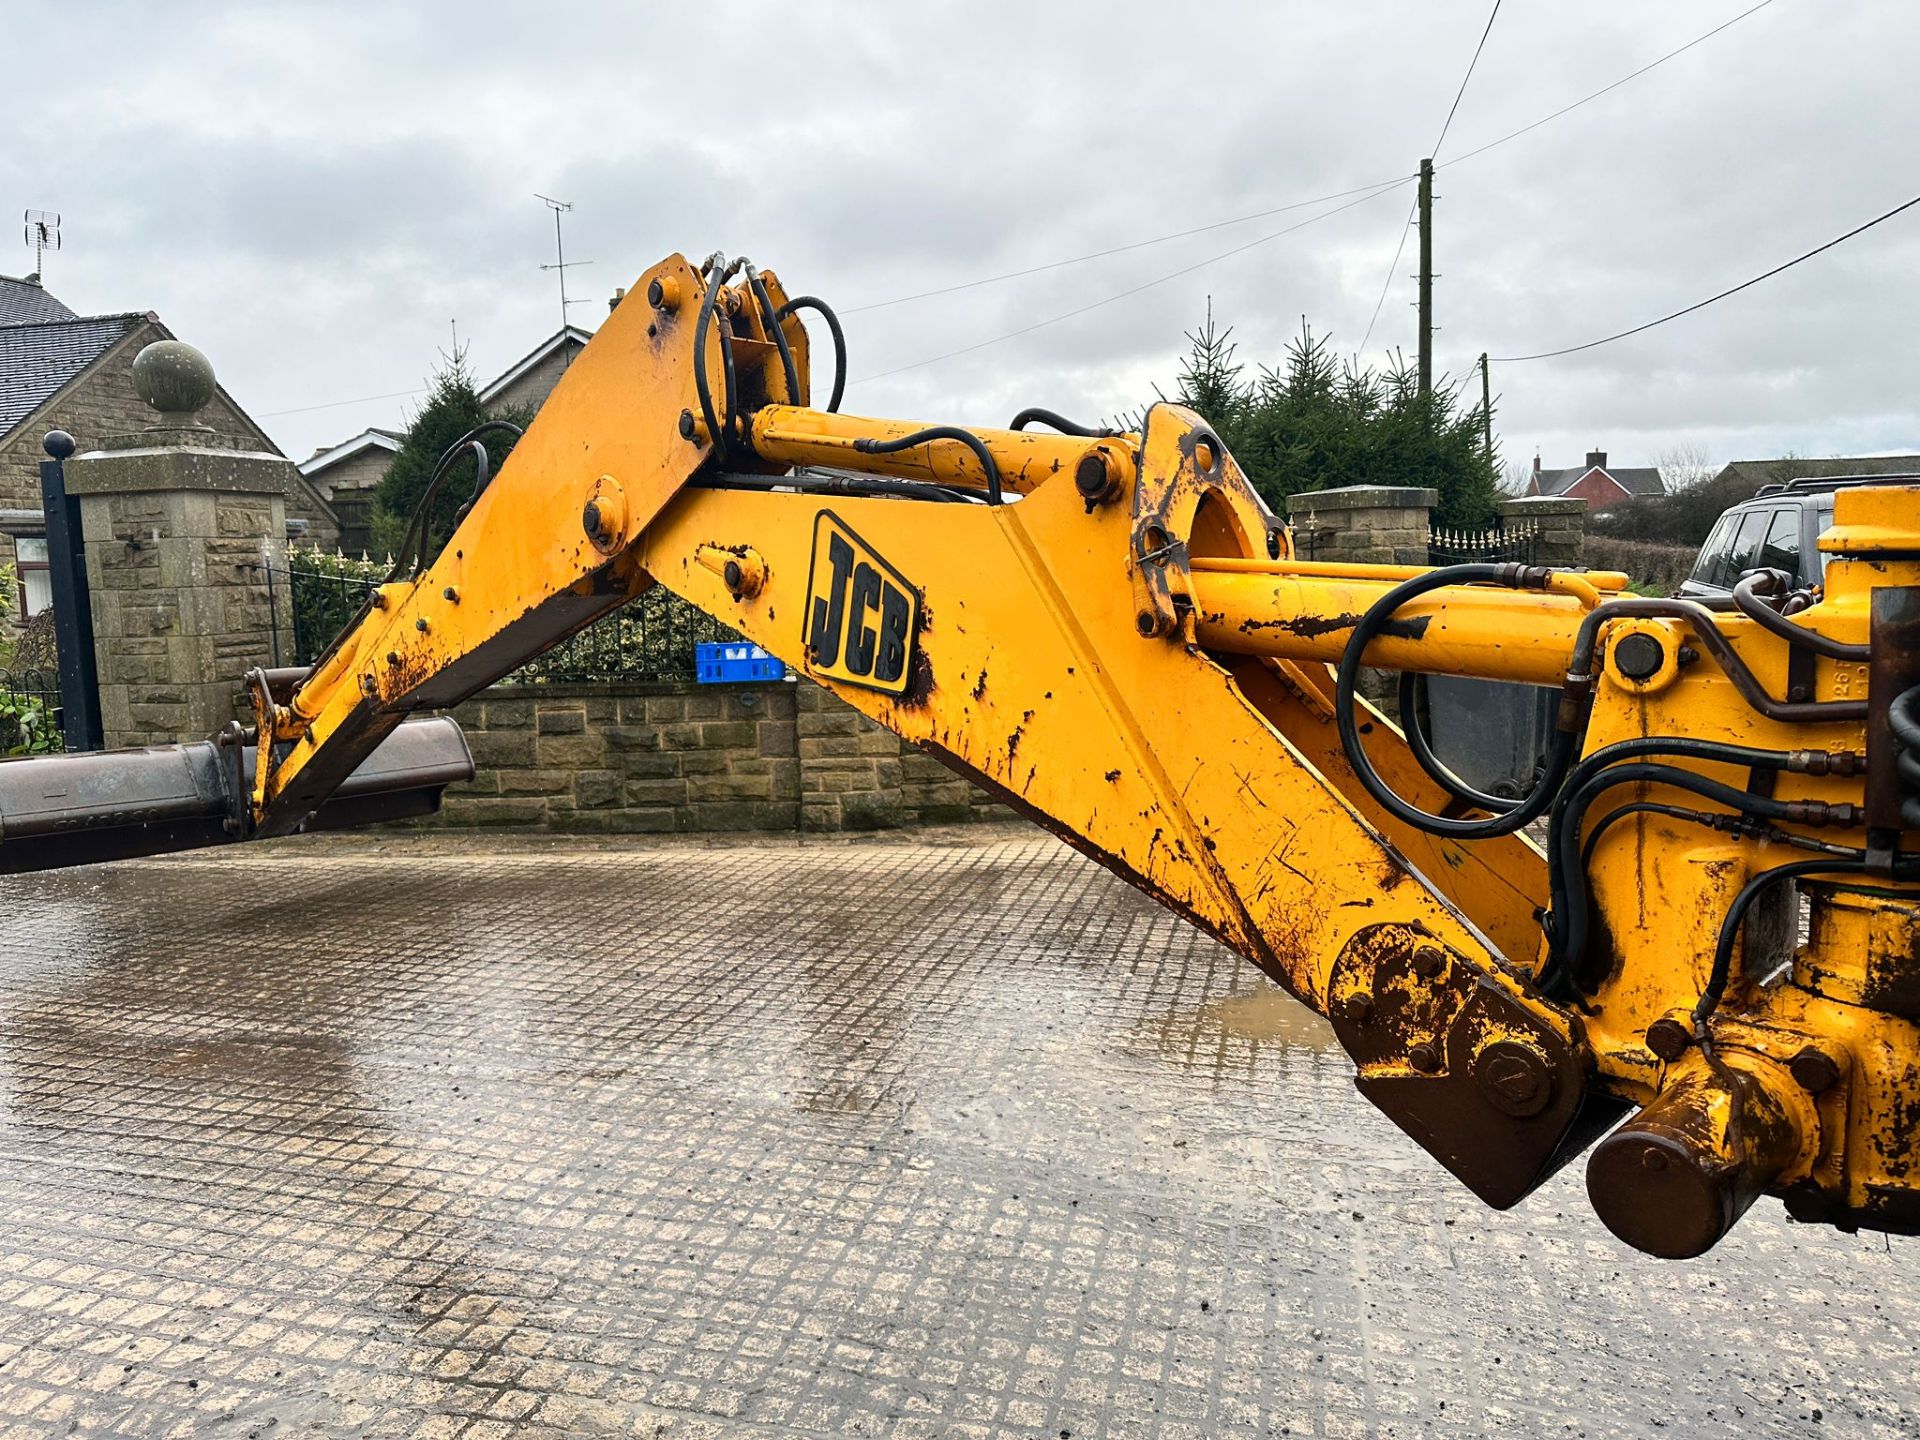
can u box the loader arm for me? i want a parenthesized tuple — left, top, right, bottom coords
(32, 253, 1920, 1258)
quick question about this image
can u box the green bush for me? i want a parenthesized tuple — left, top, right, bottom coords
(1583, 534, 1699, 596)
(0, 686, 58, 755)
(1175, 308, 1500, 529)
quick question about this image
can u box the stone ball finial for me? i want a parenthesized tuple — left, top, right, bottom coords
(131, 340, 217, 417)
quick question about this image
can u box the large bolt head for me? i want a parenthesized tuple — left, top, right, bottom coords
(1789, 1046, 1840, 1094)
(1471, 1038, 1554, 1117)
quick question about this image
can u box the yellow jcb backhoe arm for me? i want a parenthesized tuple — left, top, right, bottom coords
(248, 252, 1920, 1260)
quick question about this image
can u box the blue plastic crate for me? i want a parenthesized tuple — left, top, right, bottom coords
(695, 642, 786, 684)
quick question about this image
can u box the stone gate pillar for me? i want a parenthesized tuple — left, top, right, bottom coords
(1285, 485, 1438, 565)
(1496, 495, 1588, 568)
(61, 341, 297, 748)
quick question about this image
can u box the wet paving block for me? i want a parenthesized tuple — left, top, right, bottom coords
(0, 827, 1913, 1438)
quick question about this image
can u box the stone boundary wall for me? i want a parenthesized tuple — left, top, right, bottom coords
(424, 678, 1007, 834)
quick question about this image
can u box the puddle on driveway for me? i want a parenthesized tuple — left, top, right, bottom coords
(1142, 979, 1336, 1077)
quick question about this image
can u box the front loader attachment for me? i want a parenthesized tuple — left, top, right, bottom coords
(0, 715, 471, 875)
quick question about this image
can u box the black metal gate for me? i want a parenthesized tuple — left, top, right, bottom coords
(1427, 518, 1538, 567)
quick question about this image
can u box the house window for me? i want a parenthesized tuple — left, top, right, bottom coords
(14, 536, 51, 617)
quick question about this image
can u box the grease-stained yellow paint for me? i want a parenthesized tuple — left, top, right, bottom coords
(253, 253, 1920, 1250)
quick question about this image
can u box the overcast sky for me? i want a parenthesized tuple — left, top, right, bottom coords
(9, 1, 1918, 477)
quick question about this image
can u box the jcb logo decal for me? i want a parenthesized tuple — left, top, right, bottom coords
(804, 511, 918, 696)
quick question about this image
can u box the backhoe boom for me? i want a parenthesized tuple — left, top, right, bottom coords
(8, 251, 1918, 1259)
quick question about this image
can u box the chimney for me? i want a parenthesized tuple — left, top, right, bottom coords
(1532, 452, 1541, 476)
(1586, 449, 1607, 471)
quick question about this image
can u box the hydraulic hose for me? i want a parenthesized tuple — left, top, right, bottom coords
(1544, 737, 1861, 992)
(388, 420, 525, 581)
(1334, 564, 1578, 841)
(744, 262, 801, 408)
(775, 296, 847, 413)
(1694, 859, 1867, 1026)
(1009, 407, 1116, 438)
(852, 426, 1005, 505)
(1731, 570, 1869, 662)
(1396, 671, 1523, 813)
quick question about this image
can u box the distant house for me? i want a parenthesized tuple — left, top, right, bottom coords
(0, 272, 338, 622)
(298, 426, 404, 557)
(1707, 454, 1920, 493)
(301, 324, 593, 557)
(479, 325, 592, 414)
(1527, 450, 1665, 511)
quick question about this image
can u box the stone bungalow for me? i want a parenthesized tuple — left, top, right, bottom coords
(0, 272, 336, 623)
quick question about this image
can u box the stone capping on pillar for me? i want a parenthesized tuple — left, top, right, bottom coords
(1497, 493, 1589, 568)
(1285, 485, 1440, 567)
(62, 339, 300, 748)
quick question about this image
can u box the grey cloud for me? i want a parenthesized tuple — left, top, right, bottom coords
(5, 0, 1914, 471)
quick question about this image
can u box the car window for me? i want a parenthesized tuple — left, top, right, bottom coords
(1720, 508, 1771, 584)
(1758, 507, 1800, 575)
(1691, 515, 1737, 584)
(1816, 499, 1835, 578)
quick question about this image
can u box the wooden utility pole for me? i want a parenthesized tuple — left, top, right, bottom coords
(1417, 157, 1434, 398)
(1479, 352, 1492, 463)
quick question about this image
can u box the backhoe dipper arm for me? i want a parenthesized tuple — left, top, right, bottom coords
(242, 253, 1920, 1258)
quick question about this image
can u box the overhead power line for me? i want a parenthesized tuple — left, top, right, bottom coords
(847, 179, 1414, 387)
(1439, 0, 1777, 171)
(1489, 190, 1920, 363)
(1359, 0, 1504, 358)
(268, 4, 1780, 422)
(1432, 0, 1505, 159)
(260, 386, 425, 419)
(841, 176, 1412, 316)
(846, 0, 1777, 325)
(1356, 200, 1418, 359)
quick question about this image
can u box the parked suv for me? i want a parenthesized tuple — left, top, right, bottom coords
(1679, 474, 1919, 598)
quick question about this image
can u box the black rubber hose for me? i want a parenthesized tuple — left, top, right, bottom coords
(1896, 684, 1920, 827)
(1731, 570, 1870, 662)
(1334, 564, 1577, 840)
(1395, 671, 1522, 813)
(1892, 684, 1920, 750)
(1694, 859, 1866, 1024)
(1543, 735, 1798, 949)
(1546, 748, 1826, 992)
(691, 252, 729, 453)
(1579, 801, 1744, 869)
(690, 470, 984, 504)
(744, 263, 801, 408)
(1009, 407, 1116, 438)
(388, 420, 525, 581)
(715, 311, 743, 453)
(775, 296, 847, 413)
(853, 426, 1005, 505)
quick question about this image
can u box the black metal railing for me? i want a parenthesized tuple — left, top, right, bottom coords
(1428, 519, 1537, 567)
(269, 556, 744, 684)
(509, 589, 745, 685)
(0, 665, 63, 755)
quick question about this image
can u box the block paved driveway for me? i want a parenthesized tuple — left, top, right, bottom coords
(0, 827, 1912, 1439)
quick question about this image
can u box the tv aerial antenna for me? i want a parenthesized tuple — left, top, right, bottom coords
(535, 195, 592, 337)
(23, 210, 60, 276)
